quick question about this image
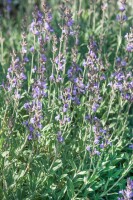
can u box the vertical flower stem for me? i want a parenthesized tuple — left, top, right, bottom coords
(0, 32, 5, 73)
(113, 25, 122, 69)
(92, 1, 96, 31)
(28, 35, 35, 92)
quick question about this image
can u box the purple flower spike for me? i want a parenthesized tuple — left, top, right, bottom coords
(85, 115, 90, 120)
(57, 131, 64, 143)
(41, 54, 47, 62)
(24, 103, 29, 109)
(122, 15, 127, 21)
(116, 57, 121, 63)
(49, 74, 55, 81)
(129, 144, 133, 149)
(29, 125, 34, 133)
(30, 46, 35, 52)
(28, 134, 33, 140)
(30, 118, 35, 124)
(24, 57, 29, 62)
(86, 146, 91, 151)
(94, 138, 100, 144)
(126, 45, 133, 52)
(32, 66, 37, 73)
(94, 149, 100, 156)
(63, 103, 69, 113)
(118, 178, 133, 199)
(45, 22, 53, 32)
(121, 60, 127, 66)
(67, 19, 74, 27)
(14, 91, 21, 99)
(23, 121, 28, 126)
(119, 5, 125, 12)
(22, 47, 27, 54)
(92, 103, 99, 112)
(100, 143, 104, 149)
(7, 0, 12, 3)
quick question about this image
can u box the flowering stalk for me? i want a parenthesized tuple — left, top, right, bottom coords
(118, 178, 133, 200)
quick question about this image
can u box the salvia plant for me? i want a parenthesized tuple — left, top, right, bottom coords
(0, 0, 133, 199)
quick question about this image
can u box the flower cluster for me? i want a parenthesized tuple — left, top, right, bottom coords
(23, 52, 48, 140)
(22, 6, 52, 139)
(83, 39, 105, 113)
(60, 2, 74, 36)
(23, 100, 42, 140)
(125, 27, 133, 53)
(55, 54, 66, 73)
(67, 63, 84, 105)
(116, 0, 127, 23)
(6, 32, 28, 100)
(118, 178, 133, 200)
(57, 131, 64, 143)
(6, 53, 26, 100)
(109, 58, 133, 102)
(86, 117, 111, 155)
(30, 4, 53, 37)
(6, 0, 12, 12)
(32, 79, 47, 99)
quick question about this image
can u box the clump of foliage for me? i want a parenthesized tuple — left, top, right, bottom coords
(0, 0, 133, 199)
